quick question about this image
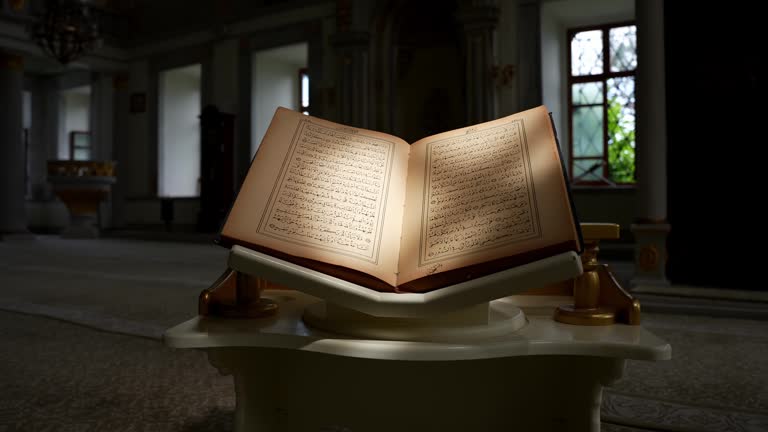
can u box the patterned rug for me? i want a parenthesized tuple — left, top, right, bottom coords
(0, 311, 234, 432)
(604, 314, 768, 431)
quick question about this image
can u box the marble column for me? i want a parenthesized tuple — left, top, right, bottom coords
(517, 0, 542, 110)
(91, 73, 116, 229)
(457, 0, 500, 124)
(111, 73, 130, 228)
(0, 51, 29, 239)
(330, 31, 370, 128)
(630, 0, 670, 290)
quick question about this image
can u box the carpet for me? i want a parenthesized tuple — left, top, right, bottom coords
(603, 314, 768, 431)
(0, 311, 234, 432)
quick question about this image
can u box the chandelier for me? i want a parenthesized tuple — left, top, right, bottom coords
(30, 0, 101, 65)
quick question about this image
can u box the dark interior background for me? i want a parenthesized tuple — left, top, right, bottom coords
(665, 3, 766, 289)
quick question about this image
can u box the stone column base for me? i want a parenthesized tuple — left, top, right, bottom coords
(630, 222, 670, 291)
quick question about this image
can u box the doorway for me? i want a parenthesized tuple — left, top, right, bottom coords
(157, 64, 202, 198)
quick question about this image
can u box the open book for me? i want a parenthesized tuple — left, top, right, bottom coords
(219, 106, 581, 293)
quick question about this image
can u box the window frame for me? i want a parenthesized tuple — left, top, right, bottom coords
(567, 21, 636, 186)
(69, 130, 91, 161)
(299, 67, 310, 115)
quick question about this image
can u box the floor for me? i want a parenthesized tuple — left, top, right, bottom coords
(1, 236, 767, 431)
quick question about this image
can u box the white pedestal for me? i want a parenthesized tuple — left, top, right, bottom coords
(164, 291, 670, 432)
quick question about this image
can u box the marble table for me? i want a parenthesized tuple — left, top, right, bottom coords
(164, 291, 670, 432)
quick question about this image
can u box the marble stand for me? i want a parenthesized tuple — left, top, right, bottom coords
(164, 291, 670, 432)
(47, 161, 116, 239)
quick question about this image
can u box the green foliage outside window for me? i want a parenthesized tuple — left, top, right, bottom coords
(607, 98, 635, 183)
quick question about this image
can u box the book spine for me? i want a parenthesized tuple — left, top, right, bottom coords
(549, 112, 585, 254)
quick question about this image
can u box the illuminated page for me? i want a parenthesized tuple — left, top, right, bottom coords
(221, 108, 410, 288)
(397, 105, 579, 289)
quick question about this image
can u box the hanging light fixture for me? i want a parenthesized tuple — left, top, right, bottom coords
(30, 0, 101, 65)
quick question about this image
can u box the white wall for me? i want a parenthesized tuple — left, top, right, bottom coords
(58, 85, 91, 160)
(158, 64, 201, 197)
(541, 5, 567, 167)
(252, 43, 307, 156)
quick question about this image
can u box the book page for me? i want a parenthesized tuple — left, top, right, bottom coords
(221, 108, 410, 287)
(397, 106, 578, 288)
